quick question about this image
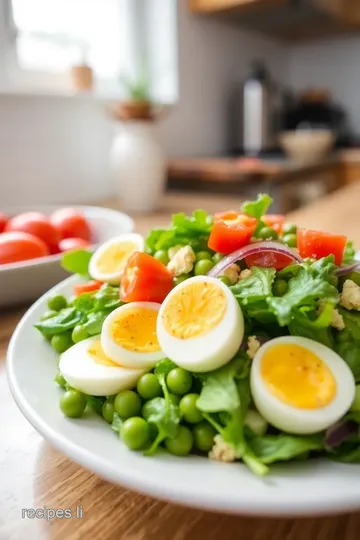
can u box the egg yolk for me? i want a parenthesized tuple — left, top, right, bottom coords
(162, 281, 227, 339)
(261, 343, 336, 409)
(97, 241, 137, 274)
(110, 307, 160, 352)
(88, 340, 120, 367)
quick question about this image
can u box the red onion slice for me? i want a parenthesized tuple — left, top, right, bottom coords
(336, 263, 360, 277)
(325, 420, 358, 449)
(207, 241, 303, 278)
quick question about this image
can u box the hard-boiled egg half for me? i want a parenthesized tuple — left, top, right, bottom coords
(251, 336, 356, 435)
(157, 275, 244, 372)
(59, 336, 146, 396)
(101, 302, 164, 369)
(89, 233, 144, 285)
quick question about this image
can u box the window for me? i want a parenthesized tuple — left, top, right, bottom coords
(3, 0, 178, 102)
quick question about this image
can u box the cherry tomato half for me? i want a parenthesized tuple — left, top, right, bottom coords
(73, 280, 103, 296)
(208, 211, 257, 255)
(262, 214, 285, 235)
(297, 228, 347, 266)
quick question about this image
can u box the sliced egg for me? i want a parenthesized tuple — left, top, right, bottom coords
(89, 233, 144, 284)
(59, 336, 145, 396)
(157, 275, 244, 372)
(251, 336, 356, 435)
(101, 302, 164, 369)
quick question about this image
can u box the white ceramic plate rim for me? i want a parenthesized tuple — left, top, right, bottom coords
(0, 205, 134, 272)
(7, 276, 360, 517)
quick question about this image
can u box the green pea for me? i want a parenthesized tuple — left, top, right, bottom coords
(102, 400, 115, 424)
(54, 370, 67, 388)
(137, 373, 162, 400)
(179, 393, 202, 424)
(219, 276, 232, 287)
(40, 310, 57, 321)
(174, 274, 191, 286)
(194, 259, 215, 276)
(47, 294, 67, 312)
(166, 368, 192, 395)
(282, 233, 297, 248)
(193, 421, 216, 452)
(120, 417, 150, 450)
(165, 425, 193, 456)
(283, 223, 297, 235)
(273, 278, 288, 297)
(59, 389, 86, 418)
(212, 252, 224, 264)
(51, 332, 73, 354)
(195, 251, 213, 263)
(154, 249, 170, 265)
(258, 227, 278, 241)
(114, 390, 141, 419)
(71, 324, 88, 344)
(350, 385, 360, 412)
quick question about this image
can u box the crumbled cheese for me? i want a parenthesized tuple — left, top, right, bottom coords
(167, 246, 196, 277)
(208, 435, 236, 463)
(340, 279, 360, 311)
(168, 245, 183, 260)
(246, 336, 261, 360)
(222, 264, 240, 285)
(239, 269, 252, 280)
(331, 308, 345, 330)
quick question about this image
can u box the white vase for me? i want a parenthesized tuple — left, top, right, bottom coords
(110, 121, 166, 213)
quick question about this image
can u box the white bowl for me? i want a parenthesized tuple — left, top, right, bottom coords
(279, 130, 335, 164)
(0, 205, 134, 308)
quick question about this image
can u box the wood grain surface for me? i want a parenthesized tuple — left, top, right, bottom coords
(2, 187, 360, 540)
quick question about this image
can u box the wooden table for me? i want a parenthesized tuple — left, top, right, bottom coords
(2, 186, 360, 540)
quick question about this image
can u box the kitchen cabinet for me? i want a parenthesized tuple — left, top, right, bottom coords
(189, 0, 360, 42)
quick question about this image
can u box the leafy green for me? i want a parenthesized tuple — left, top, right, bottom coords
(241, 193, 272, 221)
(34, 307, 84, 338)
(144, 210, 212, 254)
(331, 447, 360, 463)
(86, 395, 106, 415)
(336, 342, 360, 382)
(231, 267, 276, 305)
(111, 412, 123, 433)
(343, 241, 356, 266)
(249, 434, 324, 464)
(93, 285, 122, 311)
(268, 260, 338, 326)
(61, 249, 92, 279)
(144, 397, 181, 455)
(84, 311, 111, 336)
(288, 301, 336, 348)
(335, 309, 360, 381)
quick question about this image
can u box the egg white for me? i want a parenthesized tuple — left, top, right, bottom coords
(88, 233, 144, 285)
(101, 302, 164, 370)
(157, 275, 244, 373)
(251, 336, 356, 435)
(59, 336, 146, 396)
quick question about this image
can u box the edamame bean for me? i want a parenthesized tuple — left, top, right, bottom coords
(114, 390, 141, 419)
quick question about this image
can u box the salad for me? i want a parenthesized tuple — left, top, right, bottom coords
(34, 193, 360, 476)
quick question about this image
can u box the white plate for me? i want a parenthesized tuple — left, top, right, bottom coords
(0, 205, 134, 308)
(7, 276, 360, 517)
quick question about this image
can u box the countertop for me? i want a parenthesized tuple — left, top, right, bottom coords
(2, 185, 360, 540)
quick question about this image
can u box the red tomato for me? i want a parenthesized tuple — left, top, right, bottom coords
(51, 208, 92, 242)
(0, 232, 49, 265)
(262, 214, 285, 235)
(208, 211, 257, 254)
(0, 212, 8, 233)
(73, 280, 102, 296)
(245, 252, 295, 271)
(297, 229, 347, 266)
(6, 212, 60, 251)
(121, 252, 174, 303)
(59, 237, 90, 252)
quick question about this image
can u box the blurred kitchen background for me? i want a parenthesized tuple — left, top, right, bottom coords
(1, 0, 360, 214)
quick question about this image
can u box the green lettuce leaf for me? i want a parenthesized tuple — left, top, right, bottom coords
(61, 249, 92, 278)
(231, 267, 276, 305)
(335, 309, 360, 381)
(111, 412, 123, 433)
(249, 434, 324, 464)
(144, 397, 180, 455)
(34, 307, 84, 338)
(343, 241, 356, 266)
(241, 193, 272, 221)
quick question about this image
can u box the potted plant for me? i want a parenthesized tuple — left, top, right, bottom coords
(109, 68, 166, 213)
